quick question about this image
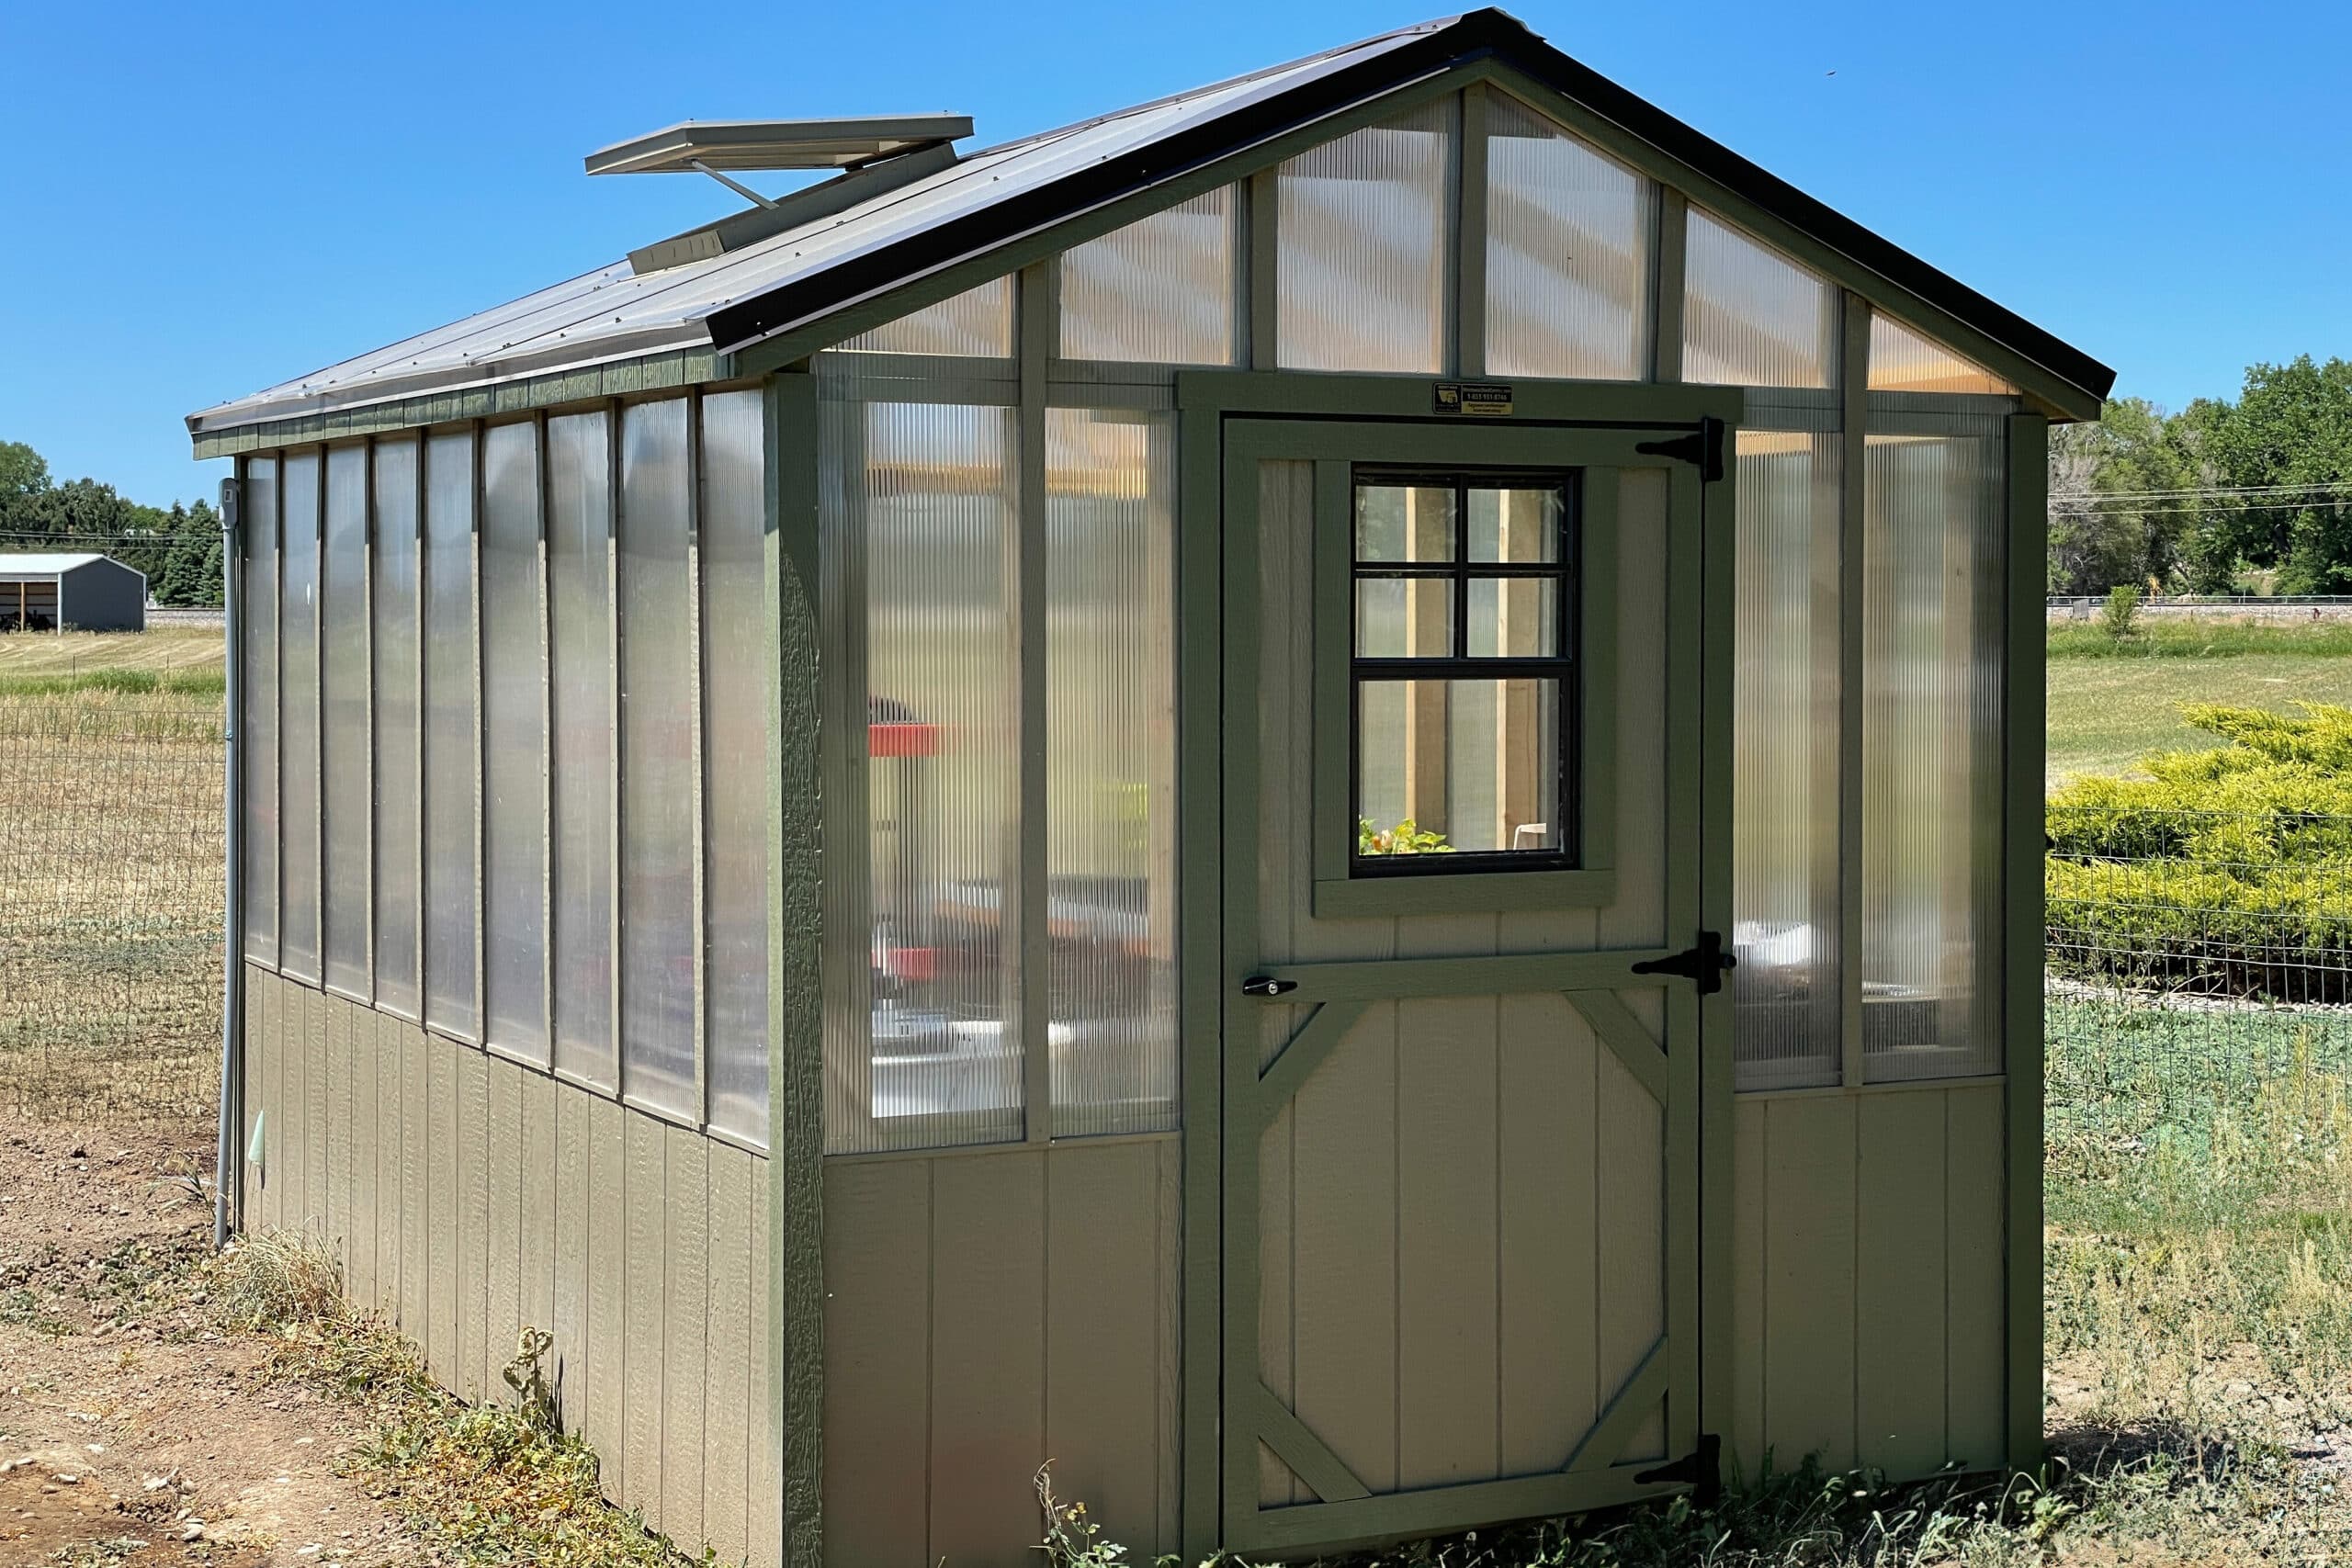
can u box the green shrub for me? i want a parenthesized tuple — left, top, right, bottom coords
(2100, 583, 2143, 638)
(2049, 703, 2352, 999)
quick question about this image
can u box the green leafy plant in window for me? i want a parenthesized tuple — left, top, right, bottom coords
(1358, 817, 1454, 856)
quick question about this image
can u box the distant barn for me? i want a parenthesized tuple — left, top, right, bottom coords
(0, 554, 147, 632)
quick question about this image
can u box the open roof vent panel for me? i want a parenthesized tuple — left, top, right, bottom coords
(589, 115, 973, 275)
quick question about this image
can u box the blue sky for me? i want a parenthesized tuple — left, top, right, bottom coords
(4, 0, 2346, 507)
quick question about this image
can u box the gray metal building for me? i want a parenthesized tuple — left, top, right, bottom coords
(193, 12, 2111, 1567)
(0, 553, 147, 632)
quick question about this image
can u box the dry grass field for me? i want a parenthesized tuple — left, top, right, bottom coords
(0, 628, 224, 1121)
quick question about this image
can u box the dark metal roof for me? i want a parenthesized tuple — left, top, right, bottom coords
(188, 9, 2109, 438)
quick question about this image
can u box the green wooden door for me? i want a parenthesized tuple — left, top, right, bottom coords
(1216, 416, 1715, 1555)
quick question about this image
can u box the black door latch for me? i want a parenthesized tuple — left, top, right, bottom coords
(1240, 976, 1300, 998)
(1634, 415, 1726, 483)
(1634, 1433, 1722, 1506)
(1630, 931, 1736, 995)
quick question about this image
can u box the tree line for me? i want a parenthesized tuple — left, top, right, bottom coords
(2051, 355, 2352, 597)
(0, 438, 224, 608)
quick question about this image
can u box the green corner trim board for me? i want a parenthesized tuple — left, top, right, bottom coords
(206, 10, 2081, 1566)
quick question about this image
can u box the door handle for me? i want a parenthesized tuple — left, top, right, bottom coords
(1240, 976, 1299, 998)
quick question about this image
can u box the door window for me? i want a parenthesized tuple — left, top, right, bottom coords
(1351, 470, 1577, 871)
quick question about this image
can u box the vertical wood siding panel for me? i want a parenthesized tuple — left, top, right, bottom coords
(1155, 1140, 1182, 1550)
(1046, 1144, 1162, 1553)
(749, 1160, 779, 1568)
(454, 1046, 489, 1403)
(704, 1145, 754, 1568)
(1596, 1028, 1668, 1461)
(347, 999, 377, 1308)
(485, 1056, 523, 1403)
(1944, 1087, 2007, 1470)
(519, 1072, 557, 1369)
(324, 992, 347, 1261)
(1730, 1098, 1768, 1479)
(375, 1013, 401, 1316)
(585, 1095, 628, 1499)
(254, 974, 278, 1231)
(664, 1128, 710, 1549)
(1256, 1102, 1296, 1507)
(400, 1022, 428, 1340)
(1396, 997, 1500, 1487)
(624, 1111, 670, 1528)
(243, 967, 266, 1226)
(426, 1032, 458, 1386)
(552, 1086, 593, 1440)
(1498, 994, 1598, 1473)
(1762, 1097, 1858, 1472)
(930, 1153, 1047, 1567)
(1291, 1006, 1400, 1495)
(1858, 1093, 1949, 1480)
(281, 983, 307, 1230)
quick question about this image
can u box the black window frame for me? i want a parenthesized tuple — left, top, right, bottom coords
(1348, 464, 1581, 877)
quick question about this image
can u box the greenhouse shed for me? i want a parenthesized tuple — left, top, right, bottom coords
(191, 11, 2112, 1566)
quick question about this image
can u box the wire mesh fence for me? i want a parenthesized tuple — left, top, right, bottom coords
(2046, 803, 2352, 1138)
(0, 687, 224, 1121)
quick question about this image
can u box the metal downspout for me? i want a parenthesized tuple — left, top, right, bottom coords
(214, 478, 243, 1249)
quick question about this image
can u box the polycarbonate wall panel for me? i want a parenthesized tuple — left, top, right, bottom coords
(548, 412, 615, 1086)
(240, 456, 278, 963)
(1861, 432, 2004, 1082)
(823, 400, 1021, 1154)
(1278, 98, 1454, 373)
(321, 446, 369, 996)
(1484, 93, 1655, 380)
(842, 276, 1014, 356)
(481, 421, 547, 1065)
(1045, 410, 1178, 1136)
(278, 449, 322, 982)
(1731, 427, 1842, 1090)
(1683, 208, 1837, 389)
(701, 389, 770, 1146)
(1869, 312, 2018, 396)
(372, 439, 423, 1018)
(617, 399, 696, 1115)
(423, 431, 479, 1038)
(1059, 188, 1237, 365)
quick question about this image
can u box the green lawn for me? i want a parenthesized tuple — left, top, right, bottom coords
(2047, 649, 2352, 785)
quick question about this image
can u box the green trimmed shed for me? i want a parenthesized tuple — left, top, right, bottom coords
(194, 12, 2109, 1565)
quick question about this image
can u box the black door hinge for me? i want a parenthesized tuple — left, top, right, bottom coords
(1630, 931, 1736, 995)
(1634, 1432, 1722, 1506)
(1634, 415, 1726, 484)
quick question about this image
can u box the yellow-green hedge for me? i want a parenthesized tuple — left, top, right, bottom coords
(2047, 704, 2352, 1001)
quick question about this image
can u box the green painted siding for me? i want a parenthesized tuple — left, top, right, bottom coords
(238, 970, 781, 1568)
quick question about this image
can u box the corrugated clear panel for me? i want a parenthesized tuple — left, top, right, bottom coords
(1059, 188, 1237, 365)
(701, 389, 769, 1146)
(1869, 312, 2018, 395)
(423, 431, 479, 1038)
(1862, 432, 2005, 1082)
(240, 456, 278, 963)
(824, 400, 1021, 1154)
(1045, 409, 1178, 1137)
(617, 399, 696, 1116)
(1484, 93, 1656, 380)
(548, 411, 615, 1086)
(1278, 97, 1454, 373)
(278, 449, 322, 982)
(481, 421, 547, 1065)
(1683, 208, 1836, 389)
(1731, 426, 1842, 1090)
(321, 446, 369, 996)
(372, 438, 423, 1018)
(840, 277, 1014, 356)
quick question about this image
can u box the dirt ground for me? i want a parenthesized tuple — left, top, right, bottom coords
(0, 1120, 421, 1568)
